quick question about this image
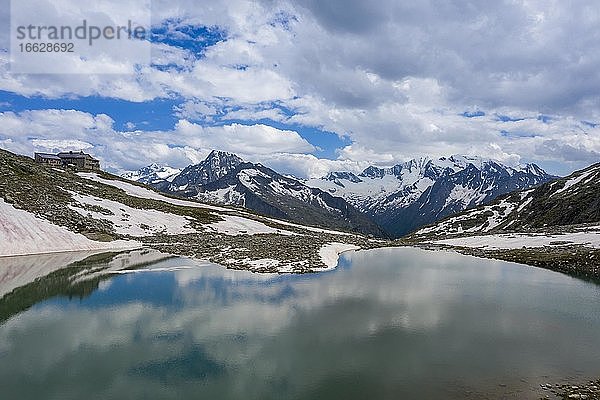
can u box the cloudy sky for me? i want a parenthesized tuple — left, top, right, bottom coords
(1, 0, 600, 177)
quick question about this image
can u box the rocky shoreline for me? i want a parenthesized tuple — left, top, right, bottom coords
(410, 242, 600, 283)
(540, 378, 600, 399)
(136, 231, 385, 273)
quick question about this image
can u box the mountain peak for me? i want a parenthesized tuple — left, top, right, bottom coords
(399, 157, 431, 170)
(517, 163, 546, 176)
(325, 171, 363, 183)
(206, 149, 244, 163)
(359, 166, 386, 179)
(203, 149, 244, 172)
(168, 150, 245, 190)
(435, 155, 488, 171)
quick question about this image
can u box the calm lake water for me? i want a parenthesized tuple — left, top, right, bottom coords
(0, 247, 599, 399)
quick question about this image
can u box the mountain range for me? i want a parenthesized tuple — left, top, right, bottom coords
(410, 162, 600, 239)
(121, 164, 181, 190)
(133, 150, 385, 237)
(404, 161, 600, 281)
(125, 152, 555, 238)
(307, 155, 555, 236)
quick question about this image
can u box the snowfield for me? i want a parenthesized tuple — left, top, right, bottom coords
(307, 172, 432, 212)
(69, 192, 197, 237)
(432, 231, 600, 250)
(77, 172, 232, 212)
(0, 199, 139, 257)
(204, 215, 294, 236)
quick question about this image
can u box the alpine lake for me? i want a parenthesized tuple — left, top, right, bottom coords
(1, 247, 599, 399)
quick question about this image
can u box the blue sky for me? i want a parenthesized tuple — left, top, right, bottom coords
(1, 0, 600, 177)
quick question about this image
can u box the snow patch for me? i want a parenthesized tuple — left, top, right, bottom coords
(197, 185, 245, 206)
(204, 215, 294, 236)
(444, 185, 486, 209)
(78, 173, 353, 238)
(69, 192, 196, 237)
(77, 173, 231, 212)
(317, 242, 361, 271)
(432, 232, 600, 250)
(245, 258, 281, 270)
(0, 198, 139, 257)
(551, 169, 597, 197)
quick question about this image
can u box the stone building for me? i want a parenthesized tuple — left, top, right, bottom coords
(34, 153, 63, 167)
(34, 151, 100, 171)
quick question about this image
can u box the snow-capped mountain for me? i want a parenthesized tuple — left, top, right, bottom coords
(168, 150, 244, 192)
(411, 162, 600, 240)
(129, 150, 386, 237)
(122, 163, 181, 190)
(124, 153, 554, 238)
(307, 155, 555, 237)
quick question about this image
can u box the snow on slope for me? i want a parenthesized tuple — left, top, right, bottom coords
(205, 215, 293, 236)
(78, 173, 231, 212)
(551, 168, 597, 197)
(0, 199, 139, 257)
(307, 173, 430, 212)
(69, 192, 197, 237)
(78, 172, 351, 237)
(414, 198, 516, 238)
(78, 173, 290, 235)
(198, 185, 246, 206)
(443, 185, 488, 209)
(432, 231, 600, 250)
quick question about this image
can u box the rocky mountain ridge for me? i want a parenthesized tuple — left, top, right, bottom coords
(307, 155, 555, 237)
(411, 162, 600, 239)
(126, 150, 386, 237)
